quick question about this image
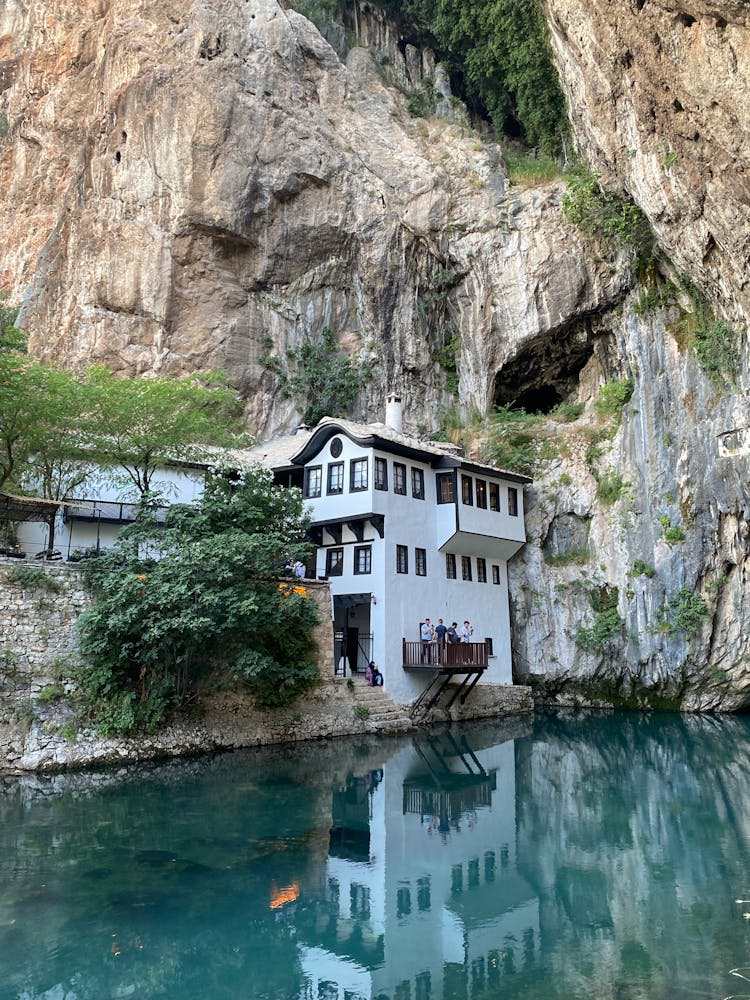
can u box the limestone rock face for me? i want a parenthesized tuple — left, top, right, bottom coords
(0, 0, 627, 436)
(510, 302, 750, 711)
(541, 0, 750, 328)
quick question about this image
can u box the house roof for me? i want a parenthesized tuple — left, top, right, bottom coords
(288, 417, 533, 485)
(0, 492, 89, 523)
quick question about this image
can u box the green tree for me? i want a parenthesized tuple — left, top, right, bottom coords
(267, 327, 370, 426)
(82, 367, 245, 495)
(380, 0, 568, 155)
(76, 467, 319, 734)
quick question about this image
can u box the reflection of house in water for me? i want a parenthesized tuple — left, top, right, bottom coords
(299, 730, 539, 1000)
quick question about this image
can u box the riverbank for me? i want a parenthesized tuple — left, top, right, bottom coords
(0, 558, 532, 771)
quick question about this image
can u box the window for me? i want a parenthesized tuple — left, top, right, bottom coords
(304, 465, 322, 498)
(476, 479, 487, 509)
(477, 557, 487, 583)
(354, 545, 372, 575)
(485, 637, 494, 656)
(397, 886, 412, 918)
(396, 544, 408, 574)
(446, 553, 456, 579)
(468, 857, 480, 888)
(485, 850, 496, 882)
(326, 548, 344, 577)
(451, 864, 463, 896)
(492, 564, 501, 585)
(350, 883, 370, 919)
(508, 486, 519, 516)
(350, 458, 368, 492)
(489, 482, 500, 511)
(436, 472, 456, 503)
(411, 467, 425, 499)
(327, 462, 344, 495)
(375, 457, 388, 491)
(417, 877, 431, 912)
(394, 462, 407, 495)
(415, 548, 427, 576)
(461, 556, 472, 581)
(461, 475, 473, 506)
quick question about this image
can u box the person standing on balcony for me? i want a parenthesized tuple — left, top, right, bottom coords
(459, 620, 474, 642)
(420, 618, 435, 663)
(434, 619, 448, 665)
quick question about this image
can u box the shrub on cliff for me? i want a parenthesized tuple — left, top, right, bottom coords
(76, 468, 319, 735)
(379, 0, 568, 155)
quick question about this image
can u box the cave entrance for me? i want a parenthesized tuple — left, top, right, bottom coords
(493, 324, 596, 414)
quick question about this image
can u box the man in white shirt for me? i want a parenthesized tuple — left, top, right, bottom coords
(459, 620, 474, 643)
(420, 618, 435, 663)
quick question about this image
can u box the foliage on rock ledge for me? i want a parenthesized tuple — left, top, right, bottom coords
(76, 469, 319, 736)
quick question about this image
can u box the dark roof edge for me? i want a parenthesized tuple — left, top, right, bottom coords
(291, 422, 533, 484)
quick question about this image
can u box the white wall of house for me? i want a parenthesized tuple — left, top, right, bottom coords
(14, 465, 205, 558)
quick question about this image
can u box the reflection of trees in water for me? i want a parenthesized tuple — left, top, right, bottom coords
(513, 711, 750, 1000)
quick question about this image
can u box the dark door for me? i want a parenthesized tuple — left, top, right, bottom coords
(346, 627, 359, 675)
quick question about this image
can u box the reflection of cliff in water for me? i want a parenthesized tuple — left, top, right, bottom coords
(515, 711, 750, 999)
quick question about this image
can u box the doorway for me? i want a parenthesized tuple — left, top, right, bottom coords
(333, 593, 372, 676)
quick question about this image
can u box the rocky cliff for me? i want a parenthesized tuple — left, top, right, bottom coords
(2, 0, 750, 710)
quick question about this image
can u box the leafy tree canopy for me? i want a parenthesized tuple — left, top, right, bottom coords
(81, 366, 246, 495)
(378, 0, 568, 155)
(76, 467, 319, 735)
(266, 326, 371, 426)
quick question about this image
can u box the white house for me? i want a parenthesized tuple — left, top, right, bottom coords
(248, 396, 531, 705)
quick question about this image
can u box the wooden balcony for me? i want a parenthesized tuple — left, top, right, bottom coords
(402, 640, 488, 672)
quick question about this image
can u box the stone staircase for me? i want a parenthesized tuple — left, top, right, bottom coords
(348, 677, 415, 732)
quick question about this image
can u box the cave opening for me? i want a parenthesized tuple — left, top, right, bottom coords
(493, 326, 596, 415)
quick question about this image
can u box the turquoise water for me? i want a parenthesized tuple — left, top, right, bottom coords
(2, 712, 750, 999)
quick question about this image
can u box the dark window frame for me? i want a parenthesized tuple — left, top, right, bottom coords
(489, 482, 500, 512)
(350, 457, 368, 492)
(411, 467, 425, 500)
(508, 486, 519, 516)
(461, 556, 472, 581)
(393, 462, 407, 496)
(353, 544, 372, 575)
(485, 637, 494, 656)
(461, 475, 474, 506)
(436, 471, 456, 504)
(396, 544, 409, 574)
(326, 547, 344, 577)
(492, 564, 501, 585)
(477, 557, 487, 583)
(415, 547, 427, 576)
(304, 465, 322, 499)
(446, 553, 457, 579)
(476, 479, 487, 509)
(374, 456, 388, 491)
(327, 461, 344, 495)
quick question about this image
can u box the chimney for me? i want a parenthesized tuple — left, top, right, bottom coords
(385, 393, 403, 433)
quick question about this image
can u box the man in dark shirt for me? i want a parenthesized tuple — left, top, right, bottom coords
(434, 618, 448, 664)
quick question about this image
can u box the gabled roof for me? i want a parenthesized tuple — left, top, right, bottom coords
(289, 417, 532, 485)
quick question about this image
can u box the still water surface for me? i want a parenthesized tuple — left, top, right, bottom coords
(2, 712, 750, 1000)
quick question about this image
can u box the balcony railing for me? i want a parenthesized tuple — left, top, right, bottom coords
(63, 499, 169, 525)
(402, 641, 488, 671)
